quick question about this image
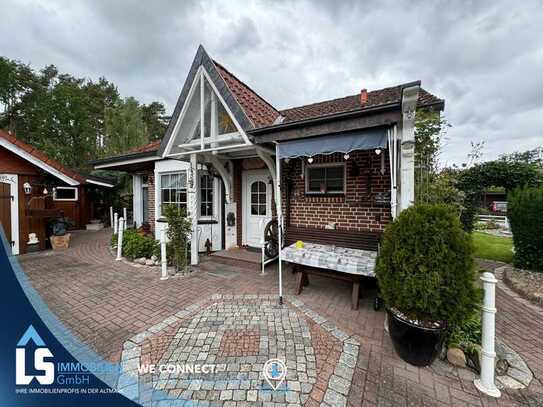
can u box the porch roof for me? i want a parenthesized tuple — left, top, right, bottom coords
(276, 127, 388, 159)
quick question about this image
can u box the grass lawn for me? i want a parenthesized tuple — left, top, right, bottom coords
(472, 231, 514, 263)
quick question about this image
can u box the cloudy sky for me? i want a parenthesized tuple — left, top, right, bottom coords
(1, 0, 542, 165)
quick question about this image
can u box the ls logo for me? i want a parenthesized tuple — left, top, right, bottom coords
(15, 325, 54, 385)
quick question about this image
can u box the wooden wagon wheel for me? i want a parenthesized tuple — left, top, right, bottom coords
(263, 218, 279, 259)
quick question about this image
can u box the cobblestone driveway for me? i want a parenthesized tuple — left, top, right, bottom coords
(18, 230, 543, 406)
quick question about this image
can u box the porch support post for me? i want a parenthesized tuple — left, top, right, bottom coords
(189, 153, 199, 266)
(275, 145, 283, 305)
(133, 175, 143, 227)
(256, 147, 277, 193)
(399, 84, 419, 211)
(203, 153, 232, 203)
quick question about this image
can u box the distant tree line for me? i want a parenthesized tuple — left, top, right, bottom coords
(0, 56, 169, 171)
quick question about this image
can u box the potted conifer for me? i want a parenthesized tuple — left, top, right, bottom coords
(376, 204, 479, 366)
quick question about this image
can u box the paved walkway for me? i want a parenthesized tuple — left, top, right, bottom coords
(18, 230, 543, 406)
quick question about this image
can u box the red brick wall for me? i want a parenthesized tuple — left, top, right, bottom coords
(281, 150, 391, 233)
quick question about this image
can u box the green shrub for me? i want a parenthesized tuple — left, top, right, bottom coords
(508, 187, 543, 271)
(376, 203, 480, 329)
(111, 229, 159, 260)
(447, 310, 481, 353)
(162, 204, 192, 270)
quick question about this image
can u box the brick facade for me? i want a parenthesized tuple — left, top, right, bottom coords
(281, 150, 391, 233)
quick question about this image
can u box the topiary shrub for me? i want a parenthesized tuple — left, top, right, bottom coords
(376, 203, 480, 329)
(508, 187, 543, 272)
(162, 204, 192, 271)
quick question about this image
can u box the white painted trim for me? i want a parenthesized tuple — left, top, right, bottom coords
(201, 68, 252, 145)
(86, 179, 115, 188)
(132, 175, 143, 227)
(168, 144, 252, 157)
(93, 155, 158, 169)
(0, 173, 19, 255)
(0, 138, 80, 186)
(162, 66, 204, 157)
(53, 186, 78, 201)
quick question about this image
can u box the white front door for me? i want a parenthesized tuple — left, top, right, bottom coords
(243, 170, 272, 247)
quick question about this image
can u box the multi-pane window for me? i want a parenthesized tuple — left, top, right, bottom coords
(306, 164, 345, 194)
(250, 181, 267, 216)
(161, 173, 187, 211)
(200, 174, 214, 217)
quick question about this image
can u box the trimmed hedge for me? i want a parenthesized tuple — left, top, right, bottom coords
(376, 204, 480, 328)
(508, 187, 543, 272)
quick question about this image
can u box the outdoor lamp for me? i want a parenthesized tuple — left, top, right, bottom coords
(43, 188, 48, 195)
(23, 182, 32, 195)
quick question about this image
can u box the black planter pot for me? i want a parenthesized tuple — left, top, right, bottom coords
(387, 309, 446, 367)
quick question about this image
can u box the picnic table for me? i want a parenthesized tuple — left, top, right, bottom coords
(282, 242, 377, 310)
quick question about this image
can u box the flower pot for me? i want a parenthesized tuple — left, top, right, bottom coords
(387, 308, 446, 366)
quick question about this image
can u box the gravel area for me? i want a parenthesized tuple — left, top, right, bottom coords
(503, 266, 543, 305)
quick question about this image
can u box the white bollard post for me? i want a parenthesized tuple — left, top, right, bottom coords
(116, 218, 124, 261)
(113, 212, 118, 235)
(160, 229, 168, 280)
(109, 206, 114, 228)
(474, 272, 501, 398)
(123, 207, 128, 229)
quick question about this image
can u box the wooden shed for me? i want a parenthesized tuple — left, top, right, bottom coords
(0, 129, 115, 255)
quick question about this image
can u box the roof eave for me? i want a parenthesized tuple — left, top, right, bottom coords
(89, 150, 159, 167)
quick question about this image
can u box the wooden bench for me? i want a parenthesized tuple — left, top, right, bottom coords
(284, 226, 381, 310)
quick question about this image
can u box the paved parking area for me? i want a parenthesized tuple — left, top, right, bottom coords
(18, 230, 543, 406)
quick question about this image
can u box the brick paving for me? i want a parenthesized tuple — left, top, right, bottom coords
(18, 230, 543, 406)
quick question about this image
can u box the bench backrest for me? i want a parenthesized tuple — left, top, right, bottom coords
(284, 226, 381, 252)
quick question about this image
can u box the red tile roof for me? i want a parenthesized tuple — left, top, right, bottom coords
(0, 129, 86, 184)
(127, 139, 162, 154)
(279, 86, 443, 124)
(213, 60, 280, 128)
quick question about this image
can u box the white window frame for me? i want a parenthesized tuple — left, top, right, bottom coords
(305, 162, 346, 195)
(199, 173, 215, 219)
(53, 186, 78, 201)
(159, 171, 188, 211)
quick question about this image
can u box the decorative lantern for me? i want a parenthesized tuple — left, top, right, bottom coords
(23, 182, 32, 195)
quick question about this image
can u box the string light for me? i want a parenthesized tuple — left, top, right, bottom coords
(344, 153, 350, 160)
(307, 157, 314, 164)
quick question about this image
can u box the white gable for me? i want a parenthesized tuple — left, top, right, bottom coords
(164, 68, 251, 158)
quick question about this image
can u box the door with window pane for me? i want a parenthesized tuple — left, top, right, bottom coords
(243, 170, 272, 247)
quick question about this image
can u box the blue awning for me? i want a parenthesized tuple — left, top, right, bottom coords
(276, 127, 388, 159)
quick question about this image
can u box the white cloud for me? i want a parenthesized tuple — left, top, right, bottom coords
(1, 0, 541, 164)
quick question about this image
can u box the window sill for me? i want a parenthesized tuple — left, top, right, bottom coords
(304, 193, 345, 197)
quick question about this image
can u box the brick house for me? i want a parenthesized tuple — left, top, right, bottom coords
(92, 45, 444, 266)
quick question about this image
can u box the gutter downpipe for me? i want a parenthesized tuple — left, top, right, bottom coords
(388, 126, 398, 219)
(275, 143, 283, 305)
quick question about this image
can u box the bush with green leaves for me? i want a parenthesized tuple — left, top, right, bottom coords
(111, 229, 159, 260)
(162, 204, 192, 271)
(508, 187, 543, 272)
(376, 204, 480, 329)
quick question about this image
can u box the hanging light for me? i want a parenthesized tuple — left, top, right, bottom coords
(375, 148, 382, 155)
(307, 157, 314, 164)
(344, 153, 350, 160)
(43, 188, 48, 195)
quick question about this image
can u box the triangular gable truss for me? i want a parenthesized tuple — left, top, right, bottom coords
(160, 46, 256, 157)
